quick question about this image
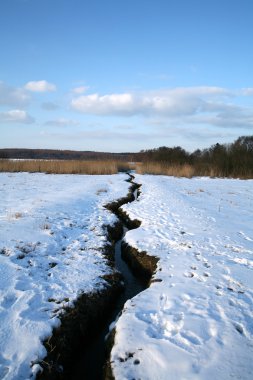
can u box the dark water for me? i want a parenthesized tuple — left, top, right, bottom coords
(69, 226, 145, 380)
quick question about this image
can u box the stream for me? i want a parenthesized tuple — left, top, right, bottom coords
(69, 179, 146, 380)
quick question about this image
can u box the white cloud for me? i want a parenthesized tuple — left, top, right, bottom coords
(0, 81, 30, 107)
(44, 118, 80, 127)
(70, 86, 253, 130)
(71, 86, 89, 94)
(71, 93, 136, 115)
(0, 109, 34, 124)
(71, 87, 231, 117)
(24, 80, 56, 92)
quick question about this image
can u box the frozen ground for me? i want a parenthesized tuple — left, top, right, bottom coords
(0, 172, 129, 380)
(110, 174, 253, 380)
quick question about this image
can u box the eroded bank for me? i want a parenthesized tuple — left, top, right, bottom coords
(37, 174, 158, 380)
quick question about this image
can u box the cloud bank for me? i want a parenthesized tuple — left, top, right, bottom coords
(71, 87, 230, 116)
(71, 86, 253, 129)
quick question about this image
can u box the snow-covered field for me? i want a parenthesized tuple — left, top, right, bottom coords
(1, 172, 253, 380)
(0, 172, 129, 380)
(111, 174, 253, 380)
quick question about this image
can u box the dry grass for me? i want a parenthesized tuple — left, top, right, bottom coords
(0, 159, 134, 175)
(136, 162, 253, 178)
(2, 159, 249, 178)
(136, 162, 195, 178)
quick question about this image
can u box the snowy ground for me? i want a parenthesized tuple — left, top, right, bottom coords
(0, 172, 129, 380)
(111, 174, 253, 380)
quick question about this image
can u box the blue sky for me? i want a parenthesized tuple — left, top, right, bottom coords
(0, 0, 253, 152)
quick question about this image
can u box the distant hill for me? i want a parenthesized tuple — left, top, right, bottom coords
(0, 148, 140, 161)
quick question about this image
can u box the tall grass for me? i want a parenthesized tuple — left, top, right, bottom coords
(136, 162, 195, 178)
(0, 159, 134, 175)
(2, 159, 250, 178)
(136, 161, 253, 178)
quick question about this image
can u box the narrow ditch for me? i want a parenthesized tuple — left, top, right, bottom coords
(68, 175, 149, 380)
(37, 174, 157, 380)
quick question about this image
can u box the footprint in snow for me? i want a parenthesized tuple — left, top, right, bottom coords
(155, 311, 184, 338)
(184, 272, 194, 278)
(238, 231, 253, 242)
(181, 330, 202, 345)
(15, 279, 32, 291)
(215, 284, 224, 296)
(233, 321, 246, 336)
(138, 295, 185, 340)
(224, 276, 245, 293)
(1, 294, 18, 309)
(0, 365, 9, 379)
(0, 354, 11, 378)
(194, 252, 202, 261)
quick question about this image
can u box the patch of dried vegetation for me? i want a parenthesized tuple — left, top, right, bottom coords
(136, 162, 195, 178)
(0, 159, 134, 175)
(136, 161, 253, 178)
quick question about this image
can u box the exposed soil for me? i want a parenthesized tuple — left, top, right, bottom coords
(36, 273, 124, 380)
(121, 241, 158, 281)
(36, 174, 158, 380)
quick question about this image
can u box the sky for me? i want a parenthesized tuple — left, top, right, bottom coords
(0, 0, 253, 153)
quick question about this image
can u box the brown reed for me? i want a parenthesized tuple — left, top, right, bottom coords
(0, 159, 134, 175)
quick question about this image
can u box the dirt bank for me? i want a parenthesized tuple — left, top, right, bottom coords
(36, 174, 158, 380)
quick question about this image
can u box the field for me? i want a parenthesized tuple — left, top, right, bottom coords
(0, 172, 129, 379)
(0, 172, 253, 379)
(111, 174, 253, 380)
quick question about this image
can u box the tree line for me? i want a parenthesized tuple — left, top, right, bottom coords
(139, 136, 253, 178)
(0, 148, 134, 161)
(1, 135, 252, 178)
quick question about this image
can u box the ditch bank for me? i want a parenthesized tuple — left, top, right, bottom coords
(36, 174, 158, 380)
(106, 175, 158, 283)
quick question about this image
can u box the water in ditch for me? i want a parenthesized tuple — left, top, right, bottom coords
(69, 191, 146, 379)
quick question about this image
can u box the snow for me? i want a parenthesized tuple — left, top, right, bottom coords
(0, 172, 129, 380)
(110, 174, 253, 380)
(1, 172, 253, 380)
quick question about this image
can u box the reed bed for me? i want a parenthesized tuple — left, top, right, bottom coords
(136, 162, 253, 178)
(136, 162, 195, 178)
(0, 159, 134, 175)
(1, 159, 250, 178)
